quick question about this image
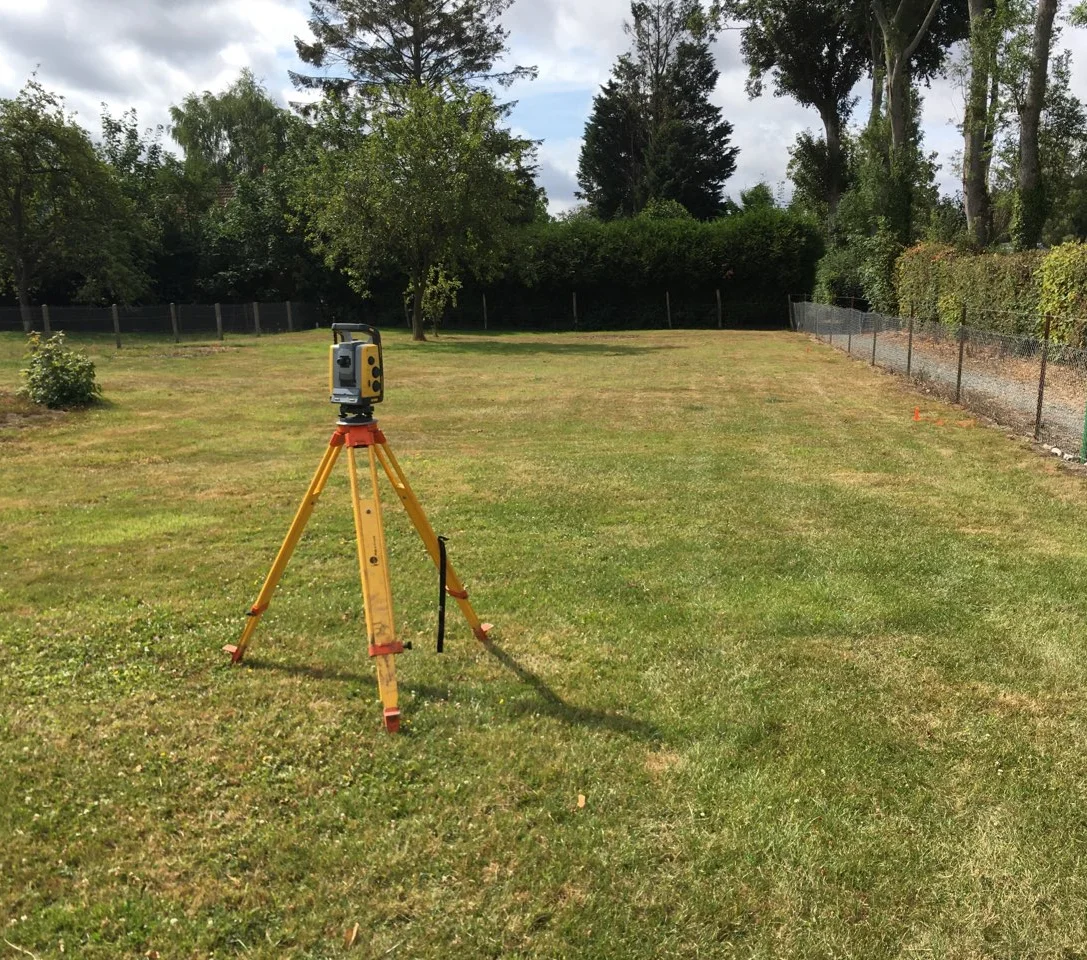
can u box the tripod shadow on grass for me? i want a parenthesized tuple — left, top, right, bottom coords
(242, 641, 659, 743)
(479, 637, 660, 743)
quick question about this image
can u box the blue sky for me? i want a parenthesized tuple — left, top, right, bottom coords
(0, 0, 1084, 215)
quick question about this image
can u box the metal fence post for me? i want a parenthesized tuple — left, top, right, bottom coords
(482, 293, 488, 330)
(955, 324, 965, 403)
(720, 289, 725, 329)
(112, 303, 121, 349)
(170, 302, 179, 343)
(1035, 314, 1052, 440)
(847, 323, 852, 355)
(42, 304, 51, 335)
(572, 291, 578, 329)
(666, 291, 672, 329)
(906, 313, 914, 377)
(253, 301, 262, 337)
(215, 303, 223, 341)
(1080, 398, 1087, 462)
(871, 315, 878, 365)
(286, 300, 294, 333)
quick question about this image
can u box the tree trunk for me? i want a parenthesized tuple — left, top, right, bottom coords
(963, 0, 995, 247)
(410, 276, 426, 342)
(819, 106, 845, 221)
(1014, 0, 1059, 249)
(15, 261, 31, 333)
(885, 50, 910, 154)
(869, 21, 885, 128)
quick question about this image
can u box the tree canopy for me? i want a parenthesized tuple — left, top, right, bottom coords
(291, 0, 535, 105)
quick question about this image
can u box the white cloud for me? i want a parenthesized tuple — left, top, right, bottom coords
(1, 0, 1085, 217)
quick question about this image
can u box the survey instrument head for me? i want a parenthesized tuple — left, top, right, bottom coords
(330, 323, 383, 421)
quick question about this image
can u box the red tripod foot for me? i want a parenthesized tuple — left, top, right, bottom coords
(383, 708, 401, 734)
(222, 644, 244, 663)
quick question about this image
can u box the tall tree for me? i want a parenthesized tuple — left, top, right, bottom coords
(577, 58, 647, 218)
(291, 0, 535, 104)
(871, 0, 962, 153)
(169, 70, 293, 181)
(733, 0, 867, 223)
(0, 80, 141, 327)
(1011, 0, 1060, 248)
(961, 0, 1001, 245)
(298, 84, 527, 340)
(578, 1, 737, 219)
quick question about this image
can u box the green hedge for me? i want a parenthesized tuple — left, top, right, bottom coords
(356, 208, 823, 330)
(1039, 242, 1087, 343)
(896, 243, 1046, 335)
(897, 241, 1087, 342)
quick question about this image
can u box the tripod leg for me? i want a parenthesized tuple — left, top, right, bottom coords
(347, 445, 402, 733)
(374, 441, 492, 642)
(225, 439, 343, 663)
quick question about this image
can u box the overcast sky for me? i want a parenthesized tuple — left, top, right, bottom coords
(1, 0, 1085, 215)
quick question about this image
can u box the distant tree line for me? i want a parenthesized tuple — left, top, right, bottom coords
(0, 1, 820, 339)
(724, 0, 1087, 314)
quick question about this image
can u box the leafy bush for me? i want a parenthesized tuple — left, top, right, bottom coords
(1039, 241, 1087, 343)
(896, 243, 1045, 334)
(857, 221, 904, 315)
(19, 332, 101, 408)
(814, 244, 866, 306)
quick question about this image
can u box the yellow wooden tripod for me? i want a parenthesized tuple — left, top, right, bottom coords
(224, 417, 492, 732)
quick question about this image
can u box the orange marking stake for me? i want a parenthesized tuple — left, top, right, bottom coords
(913, 407, 921, 422)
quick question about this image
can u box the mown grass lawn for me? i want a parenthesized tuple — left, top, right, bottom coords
(3, 327, 1087, 959)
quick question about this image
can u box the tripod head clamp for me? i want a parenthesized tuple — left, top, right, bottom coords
(330, 324, 384, 422)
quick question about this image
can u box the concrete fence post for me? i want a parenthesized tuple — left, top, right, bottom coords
(666, 291, 672, 329)
(170, 302, 179, 343)
(42, 304, 51, 335)
(215, 303, 223, 341)
(286, 300, 294, 333)
(719, 290, 725, 329)
(572, 291, 578, 330)
(482, 293, 488, 330)
(112, 303, 121, 349)
(253, 301, 262, 337)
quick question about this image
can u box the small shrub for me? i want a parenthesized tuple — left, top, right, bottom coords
(19, 332, 101, 408)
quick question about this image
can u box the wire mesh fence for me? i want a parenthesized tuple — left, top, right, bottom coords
(0, 301, 325, 341)
(794, 300, 1087, 458)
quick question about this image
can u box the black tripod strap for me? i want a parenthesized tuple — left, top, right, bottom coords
(437, 536, 449, 654)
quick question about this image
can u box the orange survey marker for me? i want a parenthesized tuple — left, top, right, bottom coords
(913, 407, 921, 421)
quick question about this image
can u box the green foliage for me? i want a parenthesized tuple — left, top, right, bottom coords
(18, 332, 100, 408)
(292, 0, 534, 105)
(0, 79, 145, 308)
(299, 84, 527, 339)
(169, 70, 296, 181)
(485, 206, 822, 328)
(1038, 241, 1087, 342)
(895, 242, 1046, 333)
(637, 197, 694, 220)
(813, 243, 866, 305)
(578, 1, 737, 220)
(739, 182, 777, 212)
(857, 220, 904, 314)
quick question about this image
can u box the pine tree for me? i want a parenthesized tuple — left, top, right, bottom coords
(645, 37, 737, 218)
(577, 1, 737, 219)
(576, 57, 647, 219)
(291, 0, 535, 105)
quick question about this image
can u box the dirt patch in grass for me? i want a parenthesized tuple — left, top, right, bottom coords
(0, 390, 67, 431)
